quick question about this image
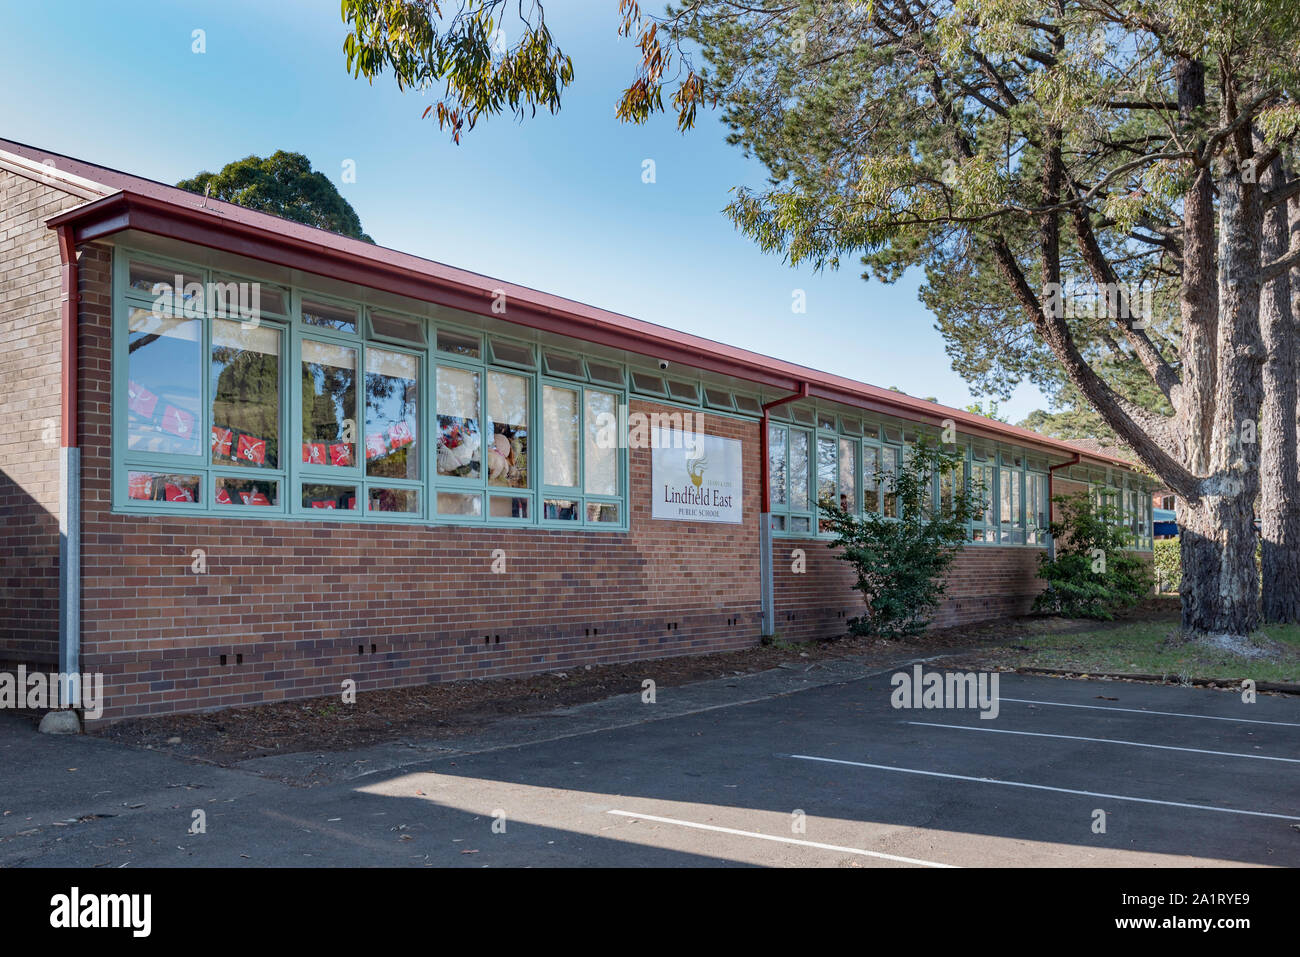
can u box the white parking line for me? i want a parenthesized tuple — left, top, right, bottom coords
(1000, 696, 1300, 727)
(606, 809, 956, 868)
(790, 754, 1300, 821)
(908, 721, 1300, 763)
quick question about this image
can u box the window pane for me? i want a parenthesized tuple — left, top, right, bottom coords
(817, 436, 837, 531)
(882, 447, 900, 517)
(370, 311, 424, 343)
(302, 484, 357, 510)
(789, 431, 810, 510)
(839, 438, 857, 513)
(584, 390, 618, 496)
(211, 319, 280, 469)
(487, 371, 529, 488)
(437, 366, 481, 478)
(437, 491, 482, 516)
(489, 495, 531, 519)
(128, 261, 201, 299)
(543, 498, 580, 520)
(768, 426, 787, 507)
(437, 329, 480, 358)
(127, 308, 202, 456)
(301, 339, 357, 468)
(366, 348, 419, 480)
(301, 298, 357, 333)
(215, 476, 278, 507)
(790, 515, 811, 533)
(586, 501, 620, 523)
(543, 385, 579, 488)
(862, 446, 879, 513)
(369, 487, 420, 513)
(127, 471, 200, 503)
(544, 351, 584, 378)
(490, 339, 534, 366)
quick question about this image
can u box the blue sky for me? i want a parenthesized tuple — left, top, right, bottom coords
(0, 0, 1050, 420)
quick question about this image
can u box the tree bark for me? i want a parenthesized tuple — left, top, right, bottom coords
(1183, 102, 1265, 636)
(1174, 58, 1228, 634)
(1259, 159, 1300, 622)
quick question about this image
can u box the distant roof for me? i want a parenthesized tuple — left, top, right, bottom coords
(2, 135, 1143, 472)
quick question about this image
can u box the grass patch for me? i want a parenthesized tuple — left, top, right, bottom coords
(988, 620, 1300, 684)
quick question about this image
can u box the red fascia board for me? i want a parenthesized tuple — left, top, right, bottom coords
(47, 190, 1137, 471)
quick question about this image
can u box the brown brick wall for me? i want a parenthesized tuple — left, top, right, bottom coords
(0, 170, 85, 665)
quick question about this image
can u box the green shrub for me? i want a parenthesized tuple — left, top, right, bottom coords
(1035, 492, 1153, 619)
(1152, 539, 1180, 593)
(819, 440, 983, 638)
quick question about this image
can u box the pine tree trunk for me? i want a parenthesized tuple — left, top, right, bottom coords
(1259, 162, 1300, 622)
(1180, 149, 1265, 636)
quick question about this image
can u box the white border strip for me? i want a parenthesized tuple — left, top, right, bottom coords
(908, 721, 1300, 763)
(1000, 696, 1300, 728)
(606, 809, 956, 868)
(790, 755, 1300, 821)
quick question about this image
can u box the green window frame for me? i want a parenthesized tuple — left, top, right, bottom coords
(111, 247, 629, 530)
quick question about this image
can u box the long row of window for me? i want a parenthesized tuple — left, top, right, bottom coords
(114, 250, 1156, 546)
(114, 252, 628, 527)
(767, 422, 1154, 549)
(767, 422, 1053, 544)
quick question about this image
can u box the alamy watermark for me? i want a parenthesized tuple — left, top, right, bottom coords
(890, 665, 1000, 719)
(1042, 277, 1155, 327)
(152, 274, 261, 322)
(0, 667, 104, 720)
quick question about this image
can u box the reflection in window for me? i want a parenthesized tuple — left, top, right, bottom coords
(369, 487, 420, 513)
(487, 371, 529, 488)
(366, 348, 419, 480)
(768, 426, 787, 507)
(543, 385, 579, 487)
(301, 339, 357, 468)
(882, 446, 900, 518)
(862, 446, 879, 513)
(838, 438, 856, 514)
(215, 476, 278, 507)
(301, 298, 357, 333)
(817, 436, 837, 531)
(127, 308, 202, 456)
(584, 390, 617, 496)
(437, 366, 480, 478)
(211, 319, 280, 469)
(302, 484, 357, 510)
(789, 431, 810, 511)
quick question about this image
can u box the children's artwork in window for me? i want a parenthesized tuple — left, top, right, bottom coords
(437, 366, 481, 478)
(301, 339, 356, 468)
(211, 319, 280, 469)
(365, 348, 419, 480)
(126, 308, 202, 456)
(487, 371, 529, 489)
(127, 471, 201, 503)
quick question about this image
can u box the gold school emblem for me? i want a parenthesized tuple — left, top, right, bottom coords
(687, 454, 708, 488)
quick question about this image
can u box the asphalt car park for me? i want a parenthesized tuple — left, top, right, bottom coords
(2, 670, 1296, 867)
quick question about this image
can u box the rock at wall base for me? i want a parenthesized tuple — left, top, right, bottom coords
(39, 710, 81, 735)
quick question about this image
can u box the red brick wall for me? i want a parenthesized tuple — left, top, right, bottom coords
(75, 263, 763, 720)
(0, 170, 86, 665)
